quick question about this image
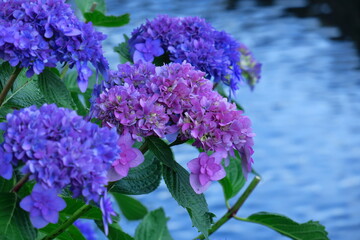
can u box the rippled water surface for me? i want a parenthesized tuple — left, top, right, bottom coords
(97, 0, 360, 239)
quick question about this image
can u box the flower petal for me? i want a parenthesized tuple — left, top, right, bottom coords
(30, 214, 48, 229)
(20, 196, 33, 211)
(128, 148, 144, 168)
(107, 167, 123, 182)
(187, 158, 200, 173)
(189, 173, 211, 194)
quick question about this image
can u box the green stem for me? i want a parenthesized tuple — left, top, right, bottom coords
(41, 204, 92, 240)
(212, 82, 219, 90)
(225, 200, 231, 210)
(60, 64, 69, 79)
(194, 175, 261, 240)
(0, 67, 22, 106)
(10, 173, 31, 193)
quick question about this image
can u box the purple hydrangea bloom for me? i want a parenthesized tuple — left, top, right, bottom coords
(0, 104, 120, 229)
(91, 62, 209, 141)
(0, 0, 108, 92)
(100, 194, 116, 235)
(20, 184, 66, 228)
(128, 15, 261, 91)
(91, 62, 255, 191)
(74, 219, 97, 240)
(107, 132, 144, 181)
(181, 93, 255, 180)
(187, 152, 226, 194)
(133, 38, 164, 63)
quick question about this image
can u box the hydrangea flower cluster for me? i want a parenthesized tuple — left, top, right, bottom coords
(238, 43, 262, 89)
(0, 104, 120, 231)
(0, 0, 108, 92)
(91, 62, 255, 193)
(128, 15, 260, 91)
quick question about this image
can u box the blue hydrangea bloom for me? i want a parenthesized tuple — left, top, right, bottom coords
(99, 194, 117, 235)
(0, 148, 13, 180)
(128, 15, 261, 91)
(20, 184, 66, 228)
(0, 104, 120, 229)
(0, 0, 108, 92)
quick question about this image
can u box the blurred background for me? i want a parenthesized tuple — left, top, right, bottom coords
(90, 0, 360, 239)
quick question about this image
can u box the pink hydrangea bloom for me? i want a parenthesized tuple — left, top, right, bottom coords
(107, 132, 144, 181)
(187, 152, 226, 194)
(91, 62, 255, 189)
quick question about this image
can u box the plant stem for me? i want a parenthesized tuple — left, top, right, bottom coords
(10, 173, 31, 193)
(89, 2, 98, 12)
(0, 67, 22, 106)
(60, 64, 69, 79)
(194, 175, 261, 240)
(41, 204, 92, 240)
(212, 82, 219, 90)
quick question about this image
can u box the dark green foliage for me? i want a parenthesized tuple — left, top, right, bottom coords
(112, 193, 148, 221)
(134, 208, 173, 240)
(0, 193, 37, 240)
(84, 11, 130, 27)
(146, 137, 213, 238)
(0, 62, 45, 109)
(244, 212, 329, 240)
(219, 151, 246, 201)
(38, 68, 76, 109)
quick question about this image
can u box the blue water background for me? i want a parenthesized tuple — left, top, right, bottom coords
(94, 0, 360, 239)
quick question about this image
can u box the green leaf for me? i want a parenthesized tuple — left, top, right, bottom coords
(109, 151, 162, 195)
(108, 224, 134, 240)
(146, 137, 213, 238)
(0, 193, 37, 240)
(0, 62, 45, 109)
(162, 165, 213, 238)
(70, 92, 88, 116)
(0, 106, 12, 120)
(242, 212, 329, 240)
(63, 70, 98, 116)
(0, 106, 10, 143)
(38, 68, 76, 109)
(17, 181, 35, 199)
(134, 208, 173, 240)
(153, 53, 170, 66)
(145, 137, 176, 168)
(95, 222, 134, 240)
(111, 193, 148, 221)
(75, 0, 106, 14)
(84, 10, 130, 27)
(219, 151, 246, 200)
(0, 176, 16, 193)
(114, 37, 132, 64)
